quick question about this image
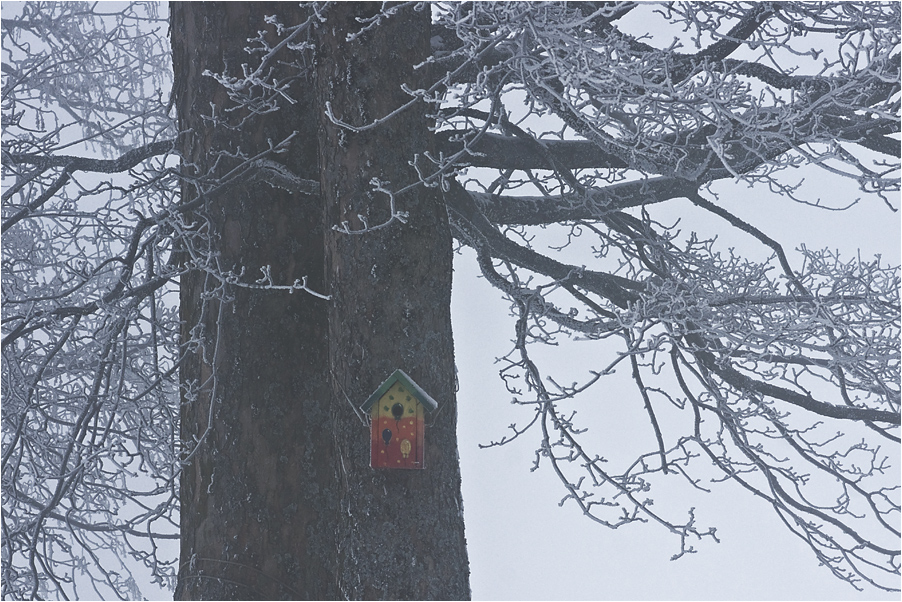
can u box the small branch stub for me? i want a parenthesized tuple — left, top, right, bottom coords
(360, 369, 438, 469)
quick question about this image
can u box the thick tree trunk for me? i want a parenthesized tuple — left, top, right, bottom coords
(172, 2, 469, 600)
(315, 4, 470, 599)
(172, 3, 337, 599)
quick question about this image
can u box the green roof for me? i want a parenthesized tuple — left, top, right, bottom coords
(360, 369, 439, 413)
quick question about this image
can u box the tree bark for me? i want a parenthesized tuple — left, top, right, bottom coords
(172, 3, 337, 599)
(172, 2, 469, 599)
(316, 4, 470, 599)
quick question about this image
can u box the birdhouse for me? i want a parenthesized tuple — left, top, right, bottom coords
(360, 369, 438, 469)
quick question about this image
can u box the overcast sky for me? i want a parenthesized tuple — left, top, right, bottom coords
(452, 169, 900, 600)
(447, 6, 901, 598)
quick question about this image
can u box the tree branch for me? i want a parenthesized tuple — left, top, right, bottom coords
(695, 349, 900, 425)
(434, 130, 628, 170)
(445, 179, 642, 308)
(4, 138, 175, 174)
(2, 139, 176, 234)
(473, 177, 697, 225)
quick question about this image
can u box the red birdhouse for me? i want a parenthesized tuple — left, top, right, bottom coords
(360, 369, 437, 469)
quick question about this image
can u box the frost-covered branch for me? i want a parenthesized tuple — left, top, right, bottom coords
(433, 2, 899, 591)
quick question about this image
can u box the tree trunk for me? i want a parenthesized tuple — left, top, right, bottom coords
(316, 3, 470, 599)
(172, 3, 337, 599)
(172, 2, 469, 599)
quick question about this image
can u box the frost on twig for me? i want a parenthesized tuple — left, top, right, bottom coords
(332, 178, 410, 235)
(223, 265, 330, 300)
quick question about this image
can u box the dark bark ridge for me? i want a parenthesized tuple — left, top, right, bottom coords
(172, 3, 336, 599)
(316, 4, 470, 599)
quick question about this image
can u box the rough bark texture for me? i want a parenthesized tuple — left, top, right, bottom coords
(172, 2, 469, 599)
(316, 4, 470, 599)
(172, 3, 337, 599)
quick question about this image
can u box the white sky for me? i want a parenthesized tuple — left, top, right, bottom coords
(452, 170, 900, 600)
(449, 7, 900, 597)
